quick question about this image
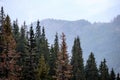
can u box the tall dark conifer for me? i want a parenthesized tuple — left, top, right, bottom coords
(99, 59, 110, 80)
(0, 6, 5, 32)
(35, 20, 41, 56)
(12, 20, 20, 52)
(22, 25, 36, 80)
(12, 20, 19, 42)
(0, 7, 5, 54)
(49, 33, 59, 78)
(110, 68, 116, 80)
(54, 33, 59, 58)
(85, 52, 98, 80)
(117, 73, 120, 80)
(71, 37, 85, 80)
(39, 27, 49, 62)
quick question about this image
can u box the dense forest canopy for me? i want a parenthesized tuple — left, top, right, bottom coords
(0, 7, 120, 80)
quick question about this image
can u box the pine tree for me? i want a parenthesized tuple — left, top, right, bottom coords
(85, 52, 98, 80)
(36, 55, 49, 80)
(0, 15, 21, 80)
(54, 33, 72, 80)
(99, 59, 110, 80)
(110, 68, 116, 80)
(71, 37, 85, 80)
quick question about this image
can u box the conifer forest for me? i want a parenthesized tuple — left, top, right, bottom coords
(0, 7, 120, 80)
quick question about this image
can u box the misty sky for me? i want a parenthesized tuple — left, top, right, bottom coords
(0, 0, 120, 25)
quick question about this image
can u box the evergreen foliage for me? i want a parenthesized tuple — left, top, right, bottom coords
(99, 59, 110, 80)
(12, 20, 20, 52)
(54, 33, 72, 80)
(49, 33, 59, 79)
(36, 55, 49, 80)
(0, 15, 21, 80)
(117, 73, 120, 80)
(71, 37, 85, 80)
(22, 25, 37, 80)
(85, 52, 98, 80)
(35, 20, 41, 56)
(0, 6, 119, 80)
(110, 68, 116, 80)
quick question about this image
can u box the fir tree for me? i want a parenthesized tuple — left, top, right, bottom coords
(71, 37, 85, 80)
(99, 59, 110, 80)
(85, 52, 98, 80)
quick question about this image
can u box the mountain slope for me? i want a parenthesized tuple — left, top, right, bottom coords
(33, 15, 120, 73)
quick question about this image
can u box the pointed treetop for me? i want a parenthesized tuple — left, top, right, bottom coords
(37, 20, 40, 25)
(42, 26, 45, 38)
(103, 58, 106, 63)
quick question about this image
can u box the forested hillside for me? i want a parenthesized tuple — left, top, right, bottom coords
(0, 7, 120, 80)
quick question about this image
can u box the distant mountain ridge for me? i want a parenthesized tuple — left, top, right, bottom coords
(32, 15, 120, 73)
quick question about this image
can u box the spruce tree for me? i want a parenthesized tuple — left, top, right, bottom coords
(0, 7, 5, 53)
(40, 27, 49, 62)
(117, 73, 120, 80)
(85, 52, 98, 80)
(18, 26, 27, 54)
(99, 59, 110, 80)
(49, 33, 59, 79)
(54, 33, 72, 80)
(16, 25, 27, 67)
(0, 6, 5, 32)
(22, 25, 37, 80)
(35, 20, 41, 56)
(12, 20, 20, 52)
(12, 20, 19, 42)
(49, 45, 56, 79)
(110, 68, 116, 80)
(0, 15, 21, 80)
(71, 37, 85, 80)
(36, 55, 49, 80)
(53, 33, 59, 58)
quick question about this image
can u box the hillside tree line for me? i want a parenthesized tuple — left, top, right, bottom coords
(0, 7, 120, 80)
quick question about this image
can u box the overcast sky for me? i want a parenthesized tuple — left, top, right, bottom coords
(0, 0, 120, 25)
